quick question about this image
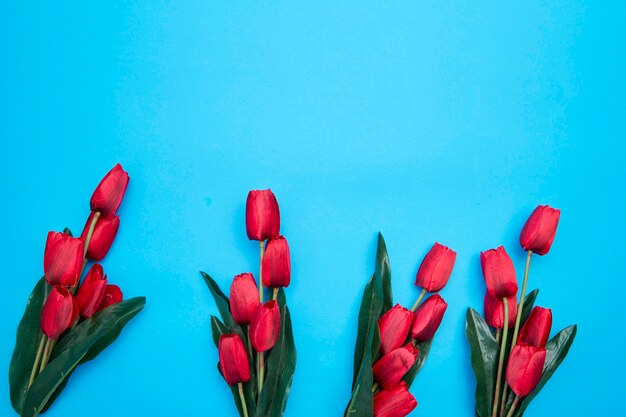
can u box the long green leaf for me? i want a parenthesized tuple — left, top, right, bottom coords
(374, 233, 393, 314)
(520, 289, 539, 324)
(402, 337, 435, 386)
(466, 308, 499, 417)
(201, 271, 237, 329)
(344, 347, 374, 417)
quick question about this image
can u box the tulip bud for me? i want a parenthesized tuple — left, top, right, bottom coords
(97, 284, 123, 312)
(80, 211, 120, 261)
(250, 300, 281, 352)
(518, 306, 552, 348)
(378, 304, 413, 355)
(372, 343, 419, 389)
(40, 286, 77, 340)
(230, 273, 261, 325)
(90, 163, 130, 216)
(262, 236, 291, 288)
(506, 344, 546, 397)
(483, 293, 518, 329)
(415, 243, 456, 292)
(245, 189, 280, 241)
(43, 231, 85, 286)
(480, 246, 518, 299)
(218, 334, 251, 385)
(76, 264, 108, 318)
(411, 294, 448, 342)
(373, 382, 418, 417)
(520, 205, 561, 255)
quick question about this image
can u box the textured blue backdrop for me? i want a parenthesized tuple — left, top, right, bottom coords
(1, 2, 624, 416)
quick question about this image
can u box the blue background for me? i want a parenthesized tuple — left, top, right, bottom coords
(1, 2, 624, 416)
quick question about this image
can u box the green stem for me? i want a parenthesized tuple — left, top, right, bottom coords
(237, 382, 249, 417)
(83, 211, 101, 258)
(27, 334, 47, 388)
(495, 328, 502, 345)
(259, 241, 265, 303)
(371, 382, 379, 394)
(501, 388, 512, 417)
(492, 299, 509, 417)
(257, 240, 266, 397)
(410, 288, 428, 312)
(272, 287, 278, 301)
(511, 251, 532, 349)
(257, 351, 264, 395)
(38, 337, 53, 373)
(505, 396, 520, 417)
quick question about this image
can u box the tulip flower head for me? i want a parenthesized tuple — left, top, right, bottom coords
(484, 293, 518, 329)
(219, 334, 251, 386)
(373, 382, 418, 417)
(81, 211, 120, 261)
(262, 236, 291, 288)
(373, 343, 419, 389)
(230, 273, 261, 325)
(518, 306, 552, 348)
(415, 243, 456, 292)
(246, 189, 280, 241)
(43, 231, 84, 286)
(76, 263, 108, 318)
(97, 284, 123, 312)
(90, 163, 130, 216)
(40, 286, 78, 340)
(480, 246, 518, 299)
(506, 344, 546, 397)
(411, 294, 448, 342)
(250, 300, 281, 352)
(378, 304, 413, 355)
(520, 205, 561, 255)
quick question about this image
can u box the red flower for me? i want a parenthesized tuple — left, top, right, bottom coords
(43, 231, 84, 286)
(520, 205, 561, 255)
(218, 334, 251, 385)
(378, 304, 413, 355)
(245, 189, 280, 241)
(518, 306, 552, 348)
(262, 236, 291, 288)
(373, 343, 419, 389)
(506, 344, 546, 397)
(90, 164, 130, 216)
(480, 246, 518, 299)
(230, 273, 261, 325)
(80, 211, 120, 261)
(410, 294, 448, 342)
(373, 382, 418, 417)
(484, 293, 518, 329)
(40, 286, 78, 340)
(415, 243, 456, 292)
(97, 284, 123, 312)
(76, 264, 108, 318)
(250, 300, 281, 352)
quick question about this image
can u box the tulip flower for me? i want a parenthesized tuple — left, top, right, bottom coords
(97, 284, 123, 312)
(80, 211, 120, 261)
(411, 294, 448, 342)
(378, 304, 413, 355)
(40, 286, 78, 340)
(520, 205, 561, 255)
(90, 163, 130, 216)
(373, 382, 418, 417)
(245, 189, 280, 241)
(372, 343, 419, 389)
(230, 273, 261, 325)
(218, 334, 251, 385)
(250, 300, 281, 352)
(506, 344, 546, 397)
(76, 264, 108, 318)
(262, 236, 291, 288)
(43, 231, 85, 286)
(480, 246, 518, 299)
(518, 307, 552, 348)
(415, 243, 456, 292)
(484, 293, 518, 329)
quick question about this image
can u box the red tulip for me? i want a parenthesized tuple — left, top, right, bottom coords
(506, 344, 546, 397)
(262, 236, 291, 288)
(484, 293, 518, 329)
(373, 343, 418, 389)
(518, 306, 552, 348)
(415, 243, 456, 292)
(40, 286, 77, 340)
(411, 294, 448, 342)
(76, 264, 108, 318)
(480, 246, 518, 299)
(230, 273, 261, 325)
(97, 284, 123, 312)
(245, 189, 280, 241)
(378, 304, 413, 355)
(43, 231, 84, 286)
(520, 205, 561, 255)
(218, 334, 251, 385)
(90, 164, 130, 216)
(373, 382, 418, 417)
(250, 300, 281, 352)
(80, 211, 120, 261)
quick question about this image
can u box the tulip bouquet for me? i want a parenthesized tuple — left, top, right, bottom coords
(344, 233, 456, 417)
(9, 164, 146, 417)
(201, 189, 296, 417)
(466, 205, 577, 417)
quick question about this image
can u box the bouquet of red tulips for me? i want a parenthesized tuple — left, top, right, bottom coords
(9, 164, 146, 417)
(466, 205, 577, 417)
(202, 189, 296, 417)
(344, 233, 456, 417)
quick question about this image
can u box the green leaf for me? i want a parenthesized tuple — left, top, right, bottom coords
(520, 289, 539, 324)
(9, 277, 48, 414)
(466, 308, 499, 417)
(513, 324, 577, 417)
(402, 338, 435, 386)
(201, 271, 237, 329)
(255, 305, 297, 417)
(344, 347, 374, 417)
(374, 233, 393, 314)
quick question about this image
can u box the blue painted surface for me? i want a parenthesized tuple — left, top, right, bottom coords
(1, 2, 624, 416)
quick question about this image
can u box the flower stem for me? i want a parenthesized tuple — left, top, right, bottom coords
(38, 337, 53, 373)
(27, 334, 47, 388)
(371, 382, 379, 393)
(501, 388, 512, 417)
(511, 251, 532, 349)
(410, 288, 428, 312)
(237, 382, 249, 417)
(257, 240, 266, 397)
(272, 287, 279, 301)
(492, 299, 509, 417)
(258, 351, 264, 395)
(259, 241, 265, 303)
(505, 396, 520, 417)
(83, 211, 101, 258)
(496, 328, 502, 345)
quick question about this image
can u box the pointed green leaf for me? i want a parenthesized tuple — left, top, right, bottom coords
(201, 271, 237, 329)
(520, 289, 539, 324)
(374, 233, 393, 314)
(466, 308, 499, 417)
(402, 337, 435, 386)
(344, 347, 374, 417)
